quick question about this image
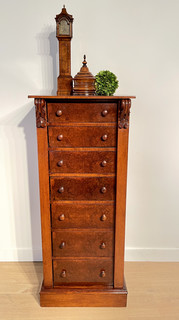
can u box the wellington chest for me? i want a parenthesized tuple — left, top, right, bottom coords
(28, 95, 135, 307)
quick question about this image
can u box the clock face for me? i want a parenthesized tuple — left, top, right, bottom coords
(59, 19, 70, 36)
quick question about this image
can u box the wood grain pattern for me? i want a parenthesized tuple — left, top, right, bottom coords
(2, 261, 179, 314)
(29, 95, 136, 99)
(48, 126, 117, 148)
(49, 150, 116, 174)
(72, 55, 96, 96)
(47, 102, 117, 123)
(40, 284, 127, 307)
(51, 202, 114, 229)
(114, 100, 130, 289)
(56, 7, 73, 95)
(30, 95, 134, 307)
(36, 127, 53, 288)
(52, 230, 114, 257)
(53, 258, 113, 286)
(50, 176, 116, 201)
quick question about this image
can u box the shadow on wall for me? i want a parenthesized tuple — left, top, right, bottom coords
(0, 104, 42, 262)
(0, 26, 59, 262)
(36, 27, 57, 95)
(19, 104, 42, 261)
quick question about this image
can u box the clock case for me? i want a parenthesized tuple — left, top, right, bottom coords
(55, 6, 73, 96)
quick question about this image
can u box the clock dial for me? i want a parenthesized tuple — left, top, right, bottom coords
(59, 19, 70, 35)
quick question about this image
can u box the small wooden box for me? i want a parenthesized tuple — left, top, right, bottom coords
(29, 95, 135, 307)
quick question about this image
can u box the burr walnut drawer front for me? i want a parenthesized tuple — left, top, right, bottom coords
(48, 126, 117, 148)
(47, 102, 117, 123)
(52, 231, 114, 257)
(51, 203, 114, 229)
(50, 176, 115, 201)
(49, 150, 116, 174)
(53, 259, 113, 286)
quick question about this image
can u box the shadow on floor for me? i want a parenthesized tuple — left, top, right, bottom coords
(18, 261, 43, 305)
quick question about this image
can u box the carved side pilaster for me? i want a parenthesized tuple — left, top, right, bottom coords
(118, 99, 131, 129)
(35, 98, 46, 128)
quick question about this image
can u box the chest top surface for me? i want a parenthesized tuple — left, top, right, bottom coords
(28, 95, 136, 99)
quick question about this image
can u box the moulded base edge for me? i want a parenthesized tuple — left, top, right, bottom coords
(40, 282, 128, 307)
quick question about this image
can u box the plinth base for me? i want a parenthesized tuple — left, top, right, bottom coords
(40, 282, 127, 307)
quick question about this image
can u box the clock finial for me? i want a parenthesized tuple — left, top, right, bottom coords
(61, 4, 67, 14)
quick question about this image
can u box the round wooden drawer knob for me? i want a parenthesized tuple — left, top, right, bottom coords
(57, 134, 63, 141)
(56, 110, 62, 117)
(100, 242, 106, 249)
(101, 160, 107, 167)
(101, 214, 107, 221)
(101, 110, 108, 117)
(58, 214, 65, 221)
(57, 160, 63, 167)
(100, 270, 106, 278)
(59, 241, 66, 249)
(101, 187, 107, 194)
(58, 187, 64, 193)
(60, 270, 66, 278)
(101, 134, 108, 141)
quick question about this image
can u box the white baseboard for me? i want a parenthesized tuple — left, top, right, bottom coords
(0, 247, 179, 262)
(0, 248, 42, 261)
(125, 247, 179, 262)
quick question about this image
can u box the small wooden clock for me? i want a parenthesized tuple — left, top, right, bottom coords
(55, 5, 73, 95)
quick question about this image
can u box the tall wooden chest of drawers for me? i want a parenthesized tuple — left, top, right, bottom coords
(29, 95, 135, 307)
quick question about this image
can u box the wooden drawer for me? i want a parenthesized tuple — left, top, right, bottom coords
(47, 102, 117, 123)
(51, 203, 114, 229)
(52, 230, 114, 257)
(49, 150, 116, 174)
(50, 176, 115, 201)
(53, 258, 113, 286)
(48, 126, 117, 148)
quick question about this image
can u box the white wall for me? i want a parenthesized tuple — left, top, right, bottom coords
(0, 0, 179, 261)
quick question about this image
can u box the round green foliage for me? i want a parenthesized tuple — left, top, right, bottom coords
(95, 70, 119, 96)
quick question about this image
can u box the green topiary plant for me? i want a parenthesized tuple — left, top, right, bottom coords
(95, 70, 119, 96)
